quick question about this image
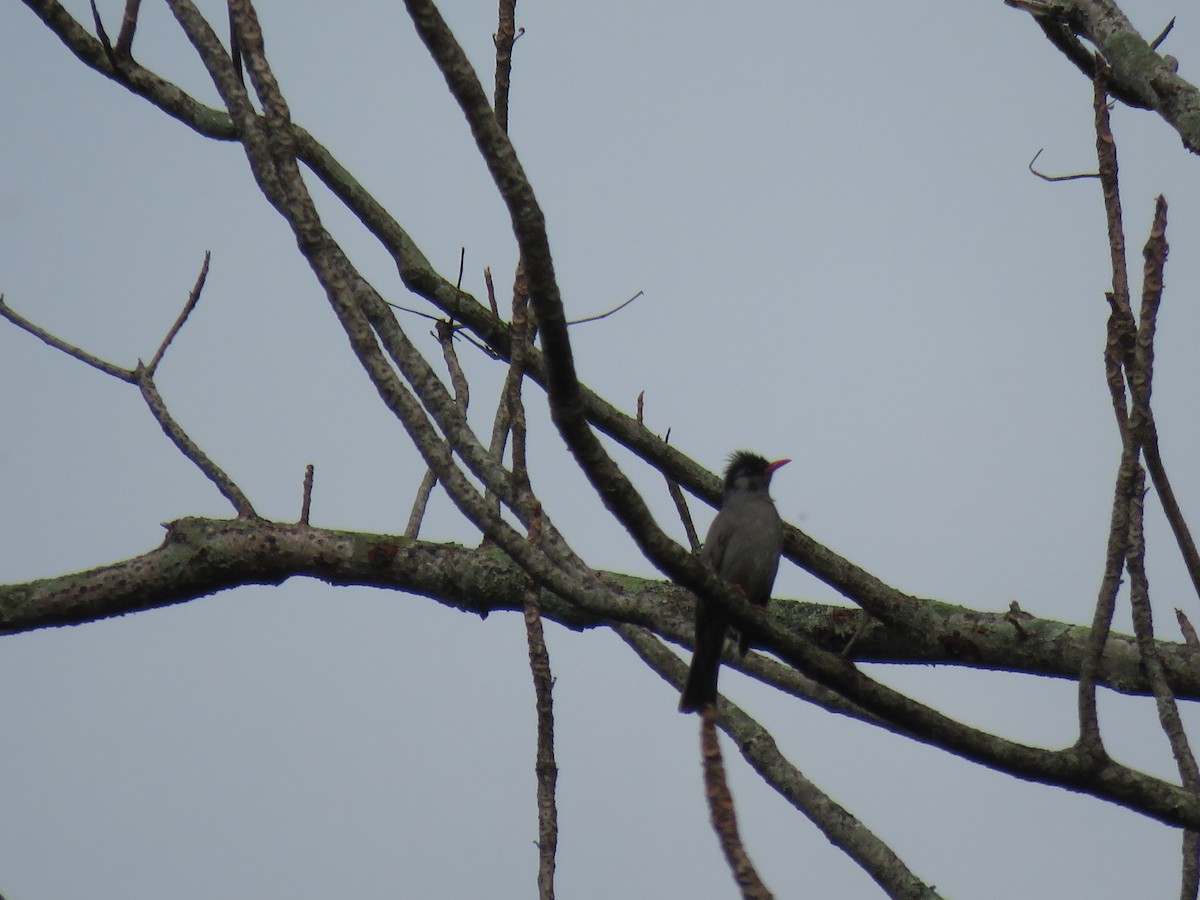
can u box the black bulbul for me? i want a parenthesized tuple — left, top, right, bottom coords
(678, 451, 789, 713)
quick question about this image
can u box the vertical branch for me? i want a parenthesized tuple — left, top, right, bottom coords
(524, 506, 557, 900)
(700, 710, 774, 900)
(1124, 198, 1200, 899)
(405, 469, 439, 538)
(493, 0, 517, 133)
(1132, 198, 1200, 604)
(1077, 67, 1134, 757)
(1095, 64, 1133, 339)
(299, 463, 314, 525)
(406, 319, 471, 539)
(508, 263, 531, 494)
(491, 11, 553, 889)
(115, 0, 142, 56)
(510, 262, 555, 895)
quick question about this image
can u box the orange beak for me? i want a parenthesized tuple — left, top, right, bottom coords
(767, 458, 791, 474)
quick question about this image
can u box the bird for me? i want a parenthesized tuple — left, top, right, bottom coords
(678, 451, 789, 713)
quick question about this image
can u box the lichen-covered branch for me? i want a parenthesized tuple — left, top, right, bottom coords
(1008, 0, 1200, 153)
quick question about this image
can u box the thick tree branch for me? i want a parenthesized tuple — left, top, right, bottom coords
(2, 519, 1196, 700)
(6, 516, 1200, 834)
(1009, 0, 1200, 153)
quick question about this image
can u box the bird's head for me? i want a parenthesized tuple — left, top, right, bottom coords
(723, 451, 790, 495)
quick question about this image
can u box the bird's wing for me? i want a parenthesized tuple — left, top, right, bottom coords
(700, 509, 734, 571)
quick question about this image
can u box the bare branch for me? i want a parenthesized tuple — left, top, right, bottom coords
(1184, 832, 1200, 900)
(300, 463, 314, 525)
(484, 265, 500, 316)
(1079, 66, 1133, 757)
(0, 296, 136, 382)
(1027, 147, 1099, 182)
(135, 366, 258, 518)
(405, 470, 439, 539)
(1009, 0, 1200, 151)
(663, 428, 700, 552)
(523, 505, 557, 900)
(1, 279, 255, 519)
(146, 250, 210, 376)
(437, 319, 471, 414)
(620, 625, 943, 900)
(1120, 198, 1200, 896)
(407, 315, 473, 538)
(507, 263, 532, 495)
(1150, 16, 1175, 51)
(1179, 610, 1200, 649)
(698, 710, 774, 900)
(492, 0, 517, 134)
(115, 0, 142, 56)
(1130, 198, 1200, 604)
(566, 290, 644, 326)
(87, 0, 117, 69)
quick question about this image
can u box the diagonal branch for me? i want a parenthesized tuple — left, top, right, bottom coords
(135, 364, 257, 518)
(620, 625, 945, 900)
(146, 250, 210, 376)
(0, 295, 136, 382)
(1, 288, 255, 518)
(1008, 0, 1200, 153)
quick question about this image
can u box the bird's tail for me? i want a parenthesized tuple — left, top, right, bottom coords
(678, 636, 723, 713)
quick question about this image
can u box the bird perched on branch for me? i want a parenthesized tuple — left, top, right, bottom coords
(679, 451, 789, 713)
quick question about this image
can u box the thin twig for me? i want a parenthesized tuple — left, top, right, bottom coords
(1078, 67, 1132, 757)
(406, 317, 473, 538)
(493, 0, 517, 134)
(88, 0, 117, 69)
(300, 463, 314, 525)
(385, 302, 440, 323)
(115, 0, 142, 56)
(700, 709, 775, 900)
(664, 428, 700, 552)
(1027, 148, 1099, 182)
(405, 469, 439, 539)
(1131, 198, 1200, 604)
(566, 290, 644, 326)
(0, 284, 256, 519)
(135, 366, 258, 518)
(1179, 610, 1200, 649)
(1126, 464, 1200, 900)
(523, 504, 557, 900)
(437, 319, 471, 414)
(1121, 201, 1200, 895)
(0, 296, 135, 382)
(147, 250, 210, 376)
(507, 261, 534, 494)
(384, 302, 501, 359)
(1150, 16, 1176, 51)
(484, 266, 499, 316)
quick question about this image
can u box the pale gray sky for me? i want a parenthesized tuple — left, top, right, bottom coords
(5, 1, 1200, 897)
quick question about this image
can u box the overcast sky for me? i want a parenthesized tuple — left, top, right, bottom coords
(5, 1, 1200, 897)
